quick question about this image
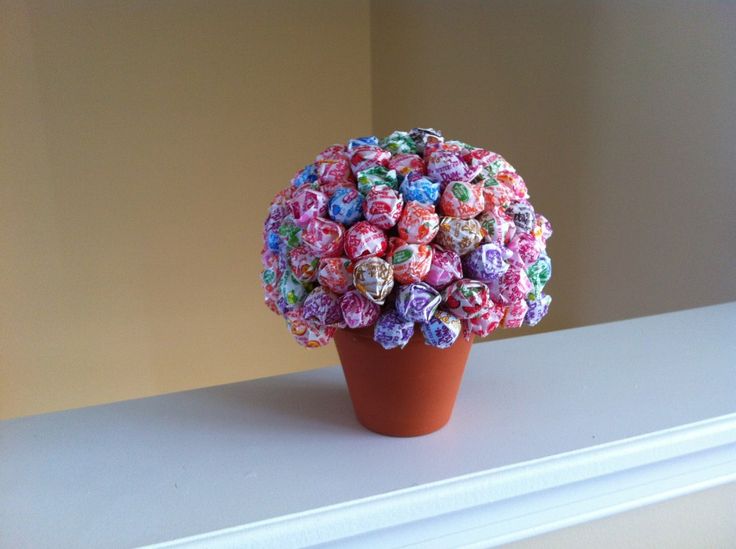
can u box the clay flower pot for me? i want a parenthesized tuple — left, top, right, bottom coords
(334, 328, 474, 437)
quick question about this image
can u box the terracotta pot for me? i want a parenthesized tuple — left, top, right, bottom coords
(333, 328, 474, 437)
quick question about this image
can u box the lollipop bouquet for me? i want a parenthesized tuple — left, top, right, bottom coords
(261, 128, 553, 351)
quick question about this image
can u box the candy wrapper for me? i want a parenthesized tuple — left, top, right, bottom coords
(328, 187, 364, 226)
(463, 302, 505, 338)
(363, 186, 404, 230)
(526, 254, 552, 295)
(477, 209, 514, 245)
(533, 213, 554, 242)
(356, 166, 399, 194)
(495, 171, 528, 201)
(500, 299, 529, 329)
(316, 157, 353, 188)
(315, 144, 347, 163)
(442, 279, 491, 319)
(279, 269, 309, 311)
(374, 310, 415, 350)
(439, 181, 485, 219)
(277, 215, 302, 248)
(285, 308, 335, 348)
(507, 231, 541, 266)
(288, 188, 328, 228)
(434, 217, 483, 256)
(388, 153, 426, 179)
(399, 174, 440, 205)
(421, 310, 462, 349)
(380, 131, 418, 155)
(397, 201, 440, 244)
(408, 127, 443, 154)
(302, 217, 345, 258)
(490, 265, 533, 304)
(317, 257, 354, 294)
(353, 256, 394, 304)
(395, 282, 441, 323)
(344, 221, 387, 260)
(426, 151, 471, 188)
(303, 286, 344, 327)
(349, 145, 391, 175)
(339, 289, 381, 329)
(462, 243, 510, 282)
(506, 201, 536, 233)
(288, 245, 320, 283)
(291, 164, 318, 188)
(348, 136, 379, 151)
(524, 293, 552, 326)
(424, 245, 463, 290)
(387, 238, 433, 284)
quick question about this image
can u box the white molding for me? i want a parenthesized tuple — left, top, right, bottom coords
(154, 413, 736, 549)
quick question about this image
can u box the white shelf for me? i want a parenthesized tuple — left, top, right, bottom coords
(1, 303, 735, 548)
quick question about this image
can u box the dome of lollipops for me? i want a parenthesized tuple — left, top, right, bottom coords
(260, 129, 553, 350)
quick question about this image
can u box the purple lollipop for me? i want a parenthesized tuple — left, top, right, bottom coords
(373, 310, 415, 350)
(395, 282, 441, 323)
(302, 286, 344, 327)
(462, 243, 510, 282)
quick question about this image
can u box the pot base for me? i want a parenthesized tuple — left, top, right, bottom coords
(334, 328, 474, 437)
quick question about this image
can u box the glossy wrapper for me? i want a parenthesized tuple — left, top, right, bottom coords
(373, 310, 415, 350)
(317, 257, 354, 295)
(344, 221, 388, 260)
(426, 151, 471, 188)
(477, 209, 514, 245)
(316, 157, 353, 188)
(380, 131, 418, 155)
(363, 186, 404, 230)
(464, 302, 504, 338)
(506, 201, 536, 233)
(524, 293, 552, 326)
(533, 214, 554, 242)
(291, 164, 318, 188)
(266, 231, 281, 253)
(353, 256, 394, 305)
(285, 308, 335, 348)
(302, 217, 344, 258)
(442, 279, 491, 319)
(408, 127, 443, 154)
(495, 171, 528, 201)
(397, 201, 440, 244)
(288, 188, 328, 228)
(288, 245, 320, 283)
(395, 282, 441, 323)
(490, 265, 533, 304)
(439, 181, 485, 219)
(500, 300, 529, 329)
(279, 269, 308, 311)
(526, 255, 552, 295)
(388, 153, 426, 179)
(347, 136, 379, 151)
(461, 148, 495, 172)
(387, 238, 433, 285)
(349, 145, 391, 175)
(507, 231, 541, 266)
(328, 187, 364, 226)
(424, 245, 463, 290)
(462, 243, 510, 282)
(434, 217, 483, 256)
(356, 166, 398, 194)
(315, 144, 347, 163)
(303, 286, 344, 327)
(339, 289, 381, 329)
(277, 216, 302, 248)
(399, 174, 440, 205)
(264, 201, 289, 235)
(421, 309, 462, 349)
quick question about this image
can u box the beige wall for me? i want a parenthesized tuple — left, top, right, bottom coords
(1, 0, 369, 419)
(2, 1, 736, 420)
(372, 0, 736, 338)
